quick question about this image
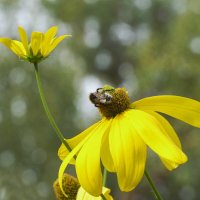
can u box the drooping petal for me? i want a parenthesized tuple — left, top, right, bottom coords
(30, 32, 44, 56)
(131, 95, 200, 128)
(101, 130, 115, 172)
(76, 186, 113, 200)
(18, 26, 29, 53)
(0, 38, 26, 57)
(58, 121, 101, 164)
(41, 26, 58, 55)
(58, 123, 100, 197)
(127, 109, 187, 164)
(44, 34, 71, 56)
(76, 119, 112, 197)
(109, 112, 147, 191)
(147, 111, 183, 170)
(147, 111, 181, 147)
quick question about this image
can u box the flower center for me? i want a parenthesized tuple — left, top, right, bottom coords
(89, 85, 131, 118)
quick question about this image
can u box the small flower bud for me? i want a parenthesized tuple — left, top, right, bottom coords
(53, 173, 80, 200)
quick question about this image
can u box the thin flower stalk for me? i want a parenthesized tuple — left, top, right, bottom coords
(103, 168, 107, 187)
(145, 170, 163, 200)
(34, 62, 71, 152)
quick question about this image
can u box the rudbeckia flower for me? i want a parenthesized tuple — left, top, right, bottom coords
(58, 85, 200, 197)
(0, 26, 71, 63)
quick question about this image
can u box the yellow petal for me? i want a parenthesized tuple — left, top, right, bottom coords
(0, 38, 26, 57)
(131, 95, 200, 128)
(58, 121, 101, 164)
(109, 111, 147, 191)
(127, 109, 187, 164)
(101, 187, 113, 200)
(30, 32, 44, 56)
(76, 120, 112, 196)
(101, 130, 115, 172)
(41, 26, 58, 55)
(76, 186, 113, 200)
(45, 26, 58, 40)
(44, 34, 71, 56)
(12, 40, 27, 56)
(18, 26, 29, 53)
(0, 38, 12, 48)
(147, 111, 183, 170)
(58, 124, 99, 198)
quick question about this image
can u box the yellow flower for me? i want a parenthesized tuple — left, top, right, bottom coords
(58, 86, 200, 196)
(76, 186, 113, 200)
(0, 26, 71, 63)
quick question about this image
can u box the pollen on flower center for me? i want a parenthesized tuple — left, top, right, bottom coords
(89, 85, 131, 118)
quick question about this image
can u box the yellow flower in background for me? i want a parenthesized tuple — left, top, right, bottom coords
(76, 186, 113, 200)
(0, 26, 71, 63)
(58, 85, 200, 197)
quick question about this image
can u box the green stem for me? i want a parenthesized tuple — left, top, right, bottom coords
(144, 170, 163, 200)
(101, 168, 108, 199)
(33, 62, 71, 152)
(103, 168, 107, 186)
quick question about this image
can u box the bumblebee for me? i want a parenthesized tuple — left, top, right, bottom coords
(89, 88, 113, 107)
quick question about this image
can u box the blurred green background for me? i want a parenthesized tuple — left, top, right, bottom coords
(0, 0, 200, 199)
